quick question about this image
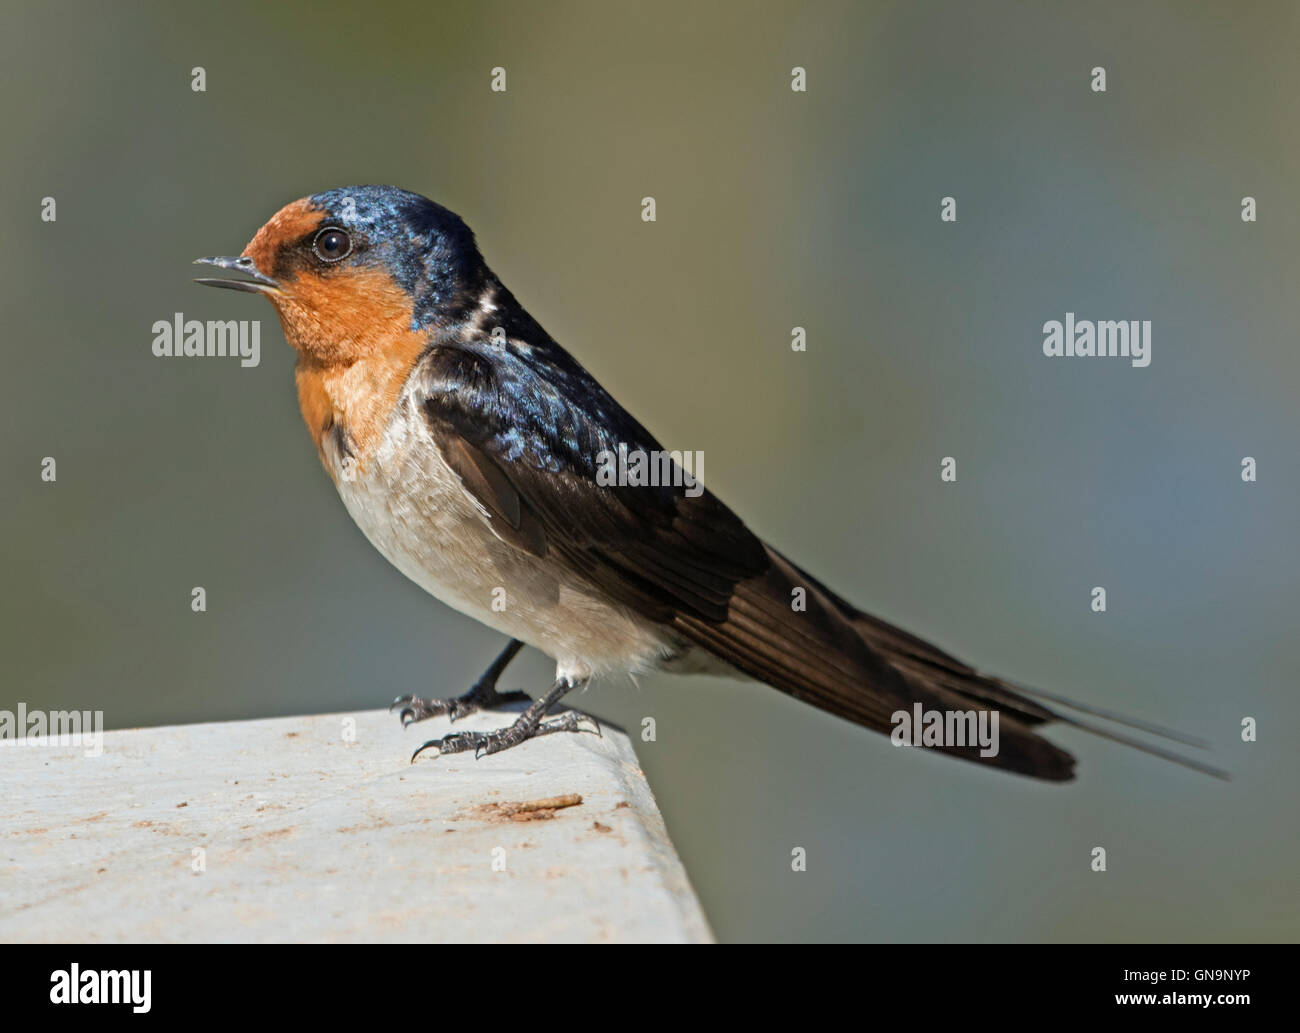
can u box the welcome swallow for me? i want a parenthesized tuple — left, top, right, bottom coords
(195, 185, 1223, 778)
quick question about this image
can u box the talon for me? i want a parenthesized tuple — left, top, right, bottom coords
(399, 708, 416, 727)
(411, 739, 443, 762)
(401, 673, 589, 760)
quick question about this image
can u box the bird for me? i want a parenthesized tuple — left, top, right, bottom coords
(195, 185, 1224, 780)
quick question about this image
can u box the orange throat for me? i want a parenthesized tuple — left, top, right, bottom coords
(293, 342, 426, 475)
(263, 263, 429, 474)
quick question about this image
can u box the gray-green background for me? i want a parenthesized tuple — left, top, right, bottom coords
(3, 0, 1297, 941)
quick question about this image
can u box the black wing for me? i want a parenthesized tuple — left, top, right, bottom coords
(413, 342, 1082, 779)
(414, 343, 769, 624)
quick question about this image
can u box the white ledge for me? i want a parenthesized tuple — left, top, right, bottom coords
(0, 708, 711, 943)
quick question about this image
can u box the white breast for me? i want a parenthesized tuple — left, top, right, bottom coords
(324, 389, 676, 684)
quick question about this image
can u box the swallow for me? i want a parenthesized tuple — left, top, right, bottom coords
(196, 185, 1225, 779)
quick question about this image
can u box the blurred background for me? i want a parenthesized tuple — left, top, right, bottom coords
(2, 0, 1297, 942)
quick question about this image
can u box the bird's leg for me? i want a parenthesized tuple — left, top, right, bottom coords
(411, 676, 599, 760)
(391, 639, 531, 726)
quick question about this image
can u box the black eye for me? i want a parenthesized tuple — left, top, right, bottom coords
(312, 227, 352, 263)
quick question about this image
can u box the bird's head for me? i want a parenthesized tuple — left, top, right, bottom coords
(195, 185, 487, 365)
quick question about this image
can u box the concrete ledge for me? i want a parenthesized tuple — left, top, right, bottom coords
(0, 708, 711, 943)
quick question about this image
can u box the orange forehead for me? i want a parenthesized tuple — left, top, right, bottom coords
(237, 196, 423, 368)
(242, 197, 324, 273)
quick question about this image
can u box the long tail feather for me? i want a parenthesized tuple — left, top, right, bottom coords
(676, 543, 1227, 782)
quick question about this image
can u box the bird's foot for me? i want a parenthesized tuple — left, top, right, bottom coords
(391, 681, 533, 727)
(411, 708, 601, 761)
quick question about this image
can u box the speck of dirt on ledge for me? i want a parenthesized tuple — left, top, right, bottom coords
(460, 794, 583, 823)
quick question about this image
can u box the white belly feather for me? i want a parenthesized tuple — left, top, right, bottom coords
(325, 389, 676, 684)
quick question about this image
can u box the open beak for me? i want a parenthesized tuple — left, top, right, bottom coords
(193, 255, 280, 294)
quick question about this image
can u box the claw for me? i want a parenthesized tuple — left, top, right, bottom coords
(403, 673, 589, 760)
(411, 739, 443, 762)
